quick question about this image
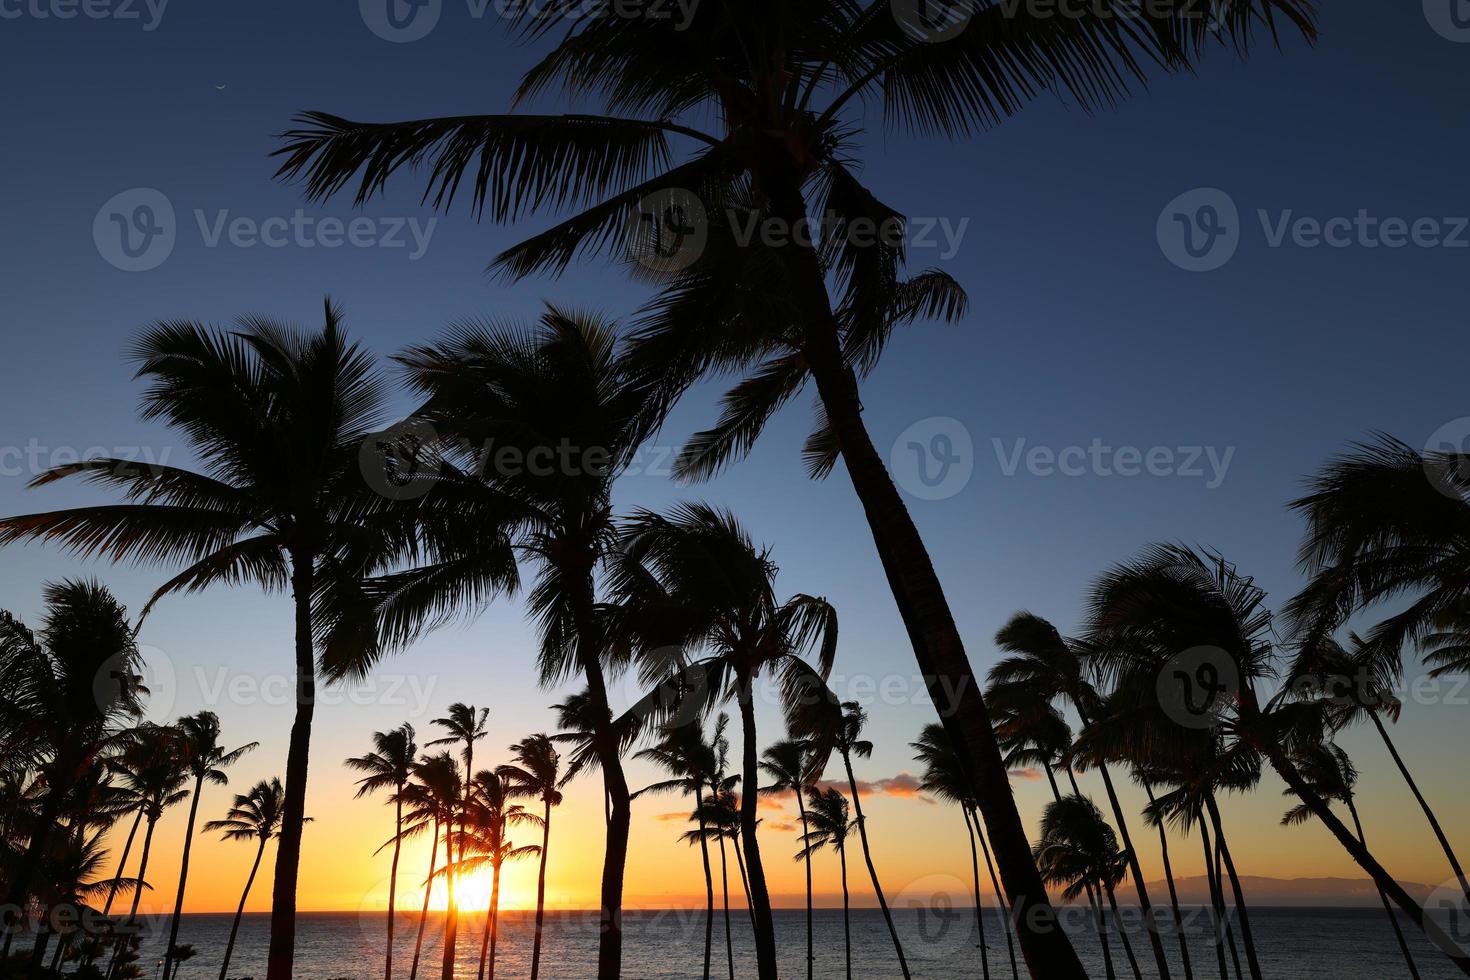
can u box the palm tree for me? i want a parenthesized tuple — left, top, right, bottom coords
(1280, 743, 1420, 979)
(427, 704, 489, 980)
(992, 611, 1173, 980)
(0, 305, 436, 980)
(498, 734, 562, 980)
(799, 698, 909, 978)
(800, 787, 855, 980)
(612, 502, 837, 980)
(634, 720, 725, 980)
(0, 580, 145, 949)
(32, 830, 145, 969)
(391, 311, 662, 980)
(108, 726, 190, 980)
(1287, 632, 1470, 908)
(203, 778, 287, 980)
(759, 738, 819, 980)
(1087, 542, 1470, 977)
(912, 722, 1019, 980)
(446, 770, 541, 980)
(168, 942, 197, 979)
(399, 753, 462, 980)
(1033, 795, 1137, 979)
(275, 7, 1319, 971)
(346, 723, 419, 980)
(162, 712, 256, 979)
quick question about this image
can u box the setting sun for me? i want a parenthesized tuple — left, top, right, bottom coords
(428, 870, 527, 913)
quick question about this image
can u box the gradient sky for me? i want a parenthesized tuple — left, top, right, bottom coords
(2, 0, 1469, 917)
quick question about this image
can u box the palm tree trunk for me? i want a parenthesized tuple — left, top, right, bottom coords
(695, 784, 714, 980)
(477, 862, 502, 980)
(440, 817, 458, 980)
(267, 555, 318, 980)
(530, 798, 551, 980)
(1103, 880, 1143, 980)
(1371, 711, 1470, 905)
(838, 842, 852, 980)
(1199, 817, 1239, 980)
(961, 805, 993, 980)
(1344, 793, 1420, 979)
(1143, 782, 1193, 980)
(717, 833, 734, 980)
(163, 773, 206, 979)
(2, 788, 64, 958)
(387, 793, 404, 980)
(1042, 763, 1063, 802)
(110, 811, 160, 980)
(838, 749, 910, 979)
(1086, 750, 1171, 980)
(735, 675, 780, 979)
(731, 828, 757, 933)
(762, 168, 1088, 980)
(1212, 829, 1245, 980)
(1205, 796, 1262, 980)
(1090, 880, 1117, 980)
(972, 805, 1019, 980)
(220, 835, 267, 980)
(409, 816, 440, 980)
(796, 790, 813, 980)
(103, 806, 145, 917)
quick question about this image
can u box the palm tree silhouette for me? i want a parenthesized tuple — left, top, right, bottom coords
(799, 787, 855, 980)
(992, 612, 1172, 980)
(275, 7, 1319, 970)
(759, 738, 819, 980)
(1088, 543, 1470, 977)
(612, 502, 838, 980)
(1287, 632, 1470, 908)
(498, 734, 562, 980)
(1033, 795, 1136, 978)
(681, 786, 743, 980)
(346, 723, 419, 980)
(396, 752, 462, 980)
(0, 580, 145, 952)
(634, 719, 725, 980)
(162, 712, 256, 979)
(0, 305, 432, 980)
(32, 830, 145, 969)
(427, 703, 489, 980)
(912, 722, 1019, 980)
(799, 698, 909, 977)
(392, 310, 662, 980)
(1280, 742, 1420, 979)
(204, 777, 288, 980)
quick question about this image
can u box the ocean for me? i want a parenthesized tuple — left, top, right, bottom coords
(96, 906, 1462, 979)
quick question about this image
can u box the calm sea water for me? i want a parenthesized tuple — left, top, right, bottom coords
(109, 906, 1458, 979)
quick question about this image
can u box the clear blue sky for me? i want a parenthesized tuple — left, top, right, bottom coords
(2, 0, 1468, 910)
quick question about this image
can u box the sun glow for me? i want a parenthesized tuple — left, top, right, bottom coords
(427, 869, 527, 913)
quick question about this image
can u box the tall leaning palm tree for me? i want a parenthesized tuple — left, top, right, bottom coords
(275, 7, 1319, 973)
(0, 304, 434, 980)
(799, 787, 855, 980)
(346, 723, 419, 980)
(612, 502, 838, 980)
(1280, 743, 1420, 980)
(498, 734, 562, 980)
(428, 704, 489, 980)
(992, 611, 1172, 980)
(204, 777, 287, 980)
(1088, 543, 1470, 977)
(393, 311, 661, 980)
(760, 738, 819, 980)
(162, 712, 256, 980)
